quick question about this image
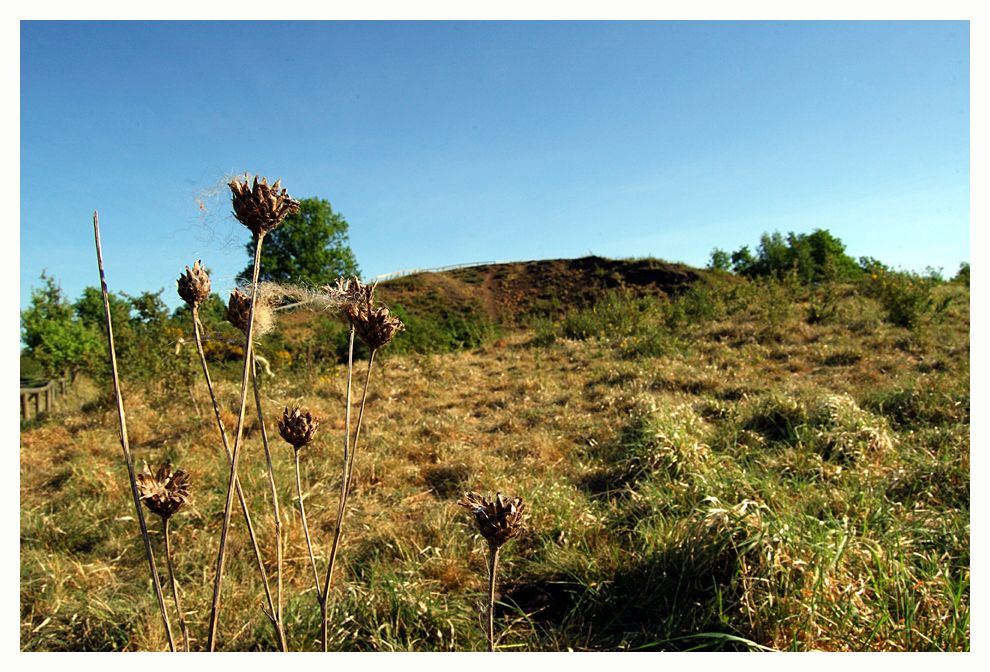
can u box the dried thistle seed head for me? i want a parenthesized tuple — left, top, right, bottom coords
(343, 276, 376, 305)
(319, 276, 376, 322)
(458, 492, 525, 548)
(347, 303, 404, 350)
(136, 462, 191, 519)
(225, 288, 252, 333)
(225, 288, 275, 336)
(176, 260, 211, 308)
(278, 406, 319, 449)
(228, 174, 300, 237)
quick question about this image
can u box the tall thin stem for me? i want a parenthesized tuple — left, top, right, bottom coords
(190, 309, 286, 650)
(163, 517, 190, 652)
(251, 355, 283, 628)
(92, 211, 175, 652)
(321, 325, 355, 651)
(206, 232, 266, 651)
(344, 350, 377, 500)
(487, 542, 499, 653)
(295, 449, 322, 603)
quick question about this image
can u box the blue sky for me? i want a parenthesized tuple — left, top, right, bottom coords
(20, 20, 970, 312)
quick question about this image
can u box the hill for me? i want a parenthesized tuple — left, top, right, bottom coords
(375, 256, 704, 324)
(20, 256, 969, 651)
(271, 256, 709, 360)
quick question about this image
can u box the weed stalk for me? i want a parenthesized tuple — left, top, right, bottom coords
(92, 210, 176, 652)
(320, 325, 356, 651)
(294, 447, 322, 603)
(251, 355, 283, 627)
(486, 541, 499, 652)
(344, 350, 377, 499)
(189, 307, 286, 650)
(206, 232, 267, 651)
(162, 517, 190, 652)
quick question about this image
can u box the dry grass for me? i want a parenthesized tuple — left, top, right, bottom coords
(20, 275, 969, 651)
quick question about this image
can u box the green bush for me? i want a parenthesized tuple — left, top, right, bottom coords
(864, 270, 950, 330)
(727, 229, 862, 283)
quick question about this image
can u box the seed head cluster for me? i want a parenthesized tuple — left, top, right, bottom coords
(325, 277, 404, 350)
(176, 260, 211, 308)
(278, 407, 320, 449)
(228, 175, 300, 237)
(226, 288, 275, 337)
(459, 492, 526, 548)
(137, 463, 191, 520)
(348, 303, 403, 350)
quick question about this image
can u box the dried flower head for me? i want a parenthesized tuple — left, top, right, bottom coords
(317, 276, 374, 321)
(226, 288, 275, 337)
(137, 462, 191, 519)
(228, 174, 300, 237)
(278, 406, 320, 449)
(347, 303, 404, 350)
(459, 492, 525, 548)
(176, 260, 211, 308)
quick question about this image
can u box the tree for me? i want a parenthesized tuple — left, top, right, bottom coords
(237, 197, 360, 287)
(726, 229, 862, 283)
(730, 245, 756, 275)
(803, 229, 861, 281)
(21, 274, 100, 379)
(707, 248, 731, 271)
(953, 262, 970, 288)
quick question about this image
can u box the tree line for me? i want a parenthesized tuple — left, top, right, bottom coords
(708, 228, 968, 287)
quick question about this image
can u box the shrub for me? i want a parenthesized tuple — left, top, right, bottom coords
(728, 229, 862, 283)
(864, 270, 949, 330)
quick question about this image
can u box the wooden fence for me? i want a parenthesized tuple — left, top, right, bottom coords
(20, 377, 68, 420)
(369, 261, 500, 283)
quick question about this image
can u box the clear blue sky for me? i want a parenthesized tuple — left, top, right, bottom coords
(20, 20, 970, 312)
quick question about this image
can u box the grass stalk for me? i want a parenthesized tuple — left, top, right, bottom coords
(251, 355, 283, 627)
(320, 325, 355, 651)
(189, 308, 286, 650)
(206, 232, 267, 651)
(163, 517, 189, 652)
(92, 210, 176, 652)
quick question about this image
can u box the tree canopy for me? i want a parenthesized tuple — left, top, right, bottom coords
(709, 228, 862, 283)
(238, 197, 360, 287)
(21, 274, 100, 378)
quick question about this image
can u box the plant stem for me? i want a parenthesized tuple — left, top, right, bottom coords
(295, 448, 322, 603)
(321, 325, 355, 652)
(163, 517, 190, 652)
(206, 232, 266, 652)
(251, 355, 283, 629)
(343, 349, 377, 500)
(92, 211, 175, 652)
(487, 541, 499, 653)
(190, 308, 286, 650)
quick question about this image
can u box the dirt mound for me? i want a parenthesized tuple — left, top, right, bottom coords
(377, 256, 702, 325)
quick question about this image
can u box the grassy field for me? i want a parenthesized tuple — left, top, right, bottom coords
(19, 265, 969, 651)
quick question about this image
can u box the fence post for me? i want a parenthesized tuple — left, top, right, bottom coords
(21, 393, 27, 420)
(33, 392, 40, 416)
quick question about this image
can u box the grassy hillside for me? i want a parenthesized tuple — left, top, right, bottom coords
(20, 258, 969, 651)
